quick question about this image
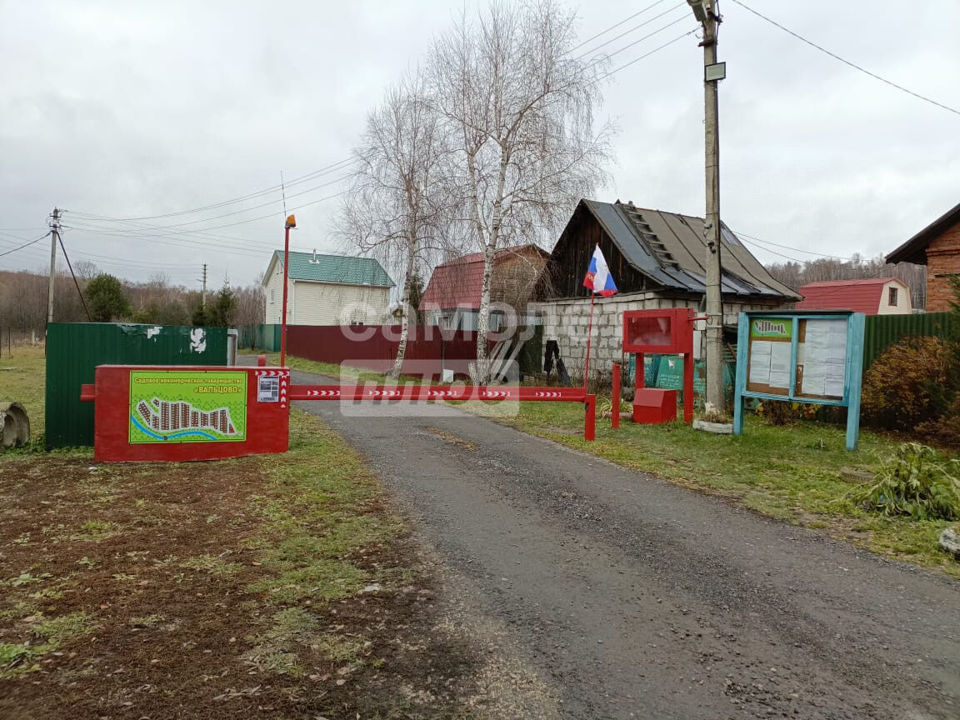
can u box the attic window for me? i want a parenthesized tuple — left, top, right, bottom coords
(888, 286, 898, 306)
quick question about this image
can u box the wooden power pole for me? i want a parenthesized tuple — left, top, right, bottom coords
(689, 0, 725, 414)
(47, 208, 61, 325)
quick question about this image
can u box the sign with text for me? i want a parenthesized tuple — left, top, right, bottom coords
(129, 370, 248, 444)
(734, 311, 865, 451)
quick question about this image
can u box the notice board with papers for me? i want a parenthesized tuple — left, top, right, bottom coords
(734, 311, 865, 450)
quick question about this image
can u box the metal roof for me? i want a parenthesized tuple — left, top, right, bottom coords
(796, 278, 908, 314)
(266, 250, 394, 287)
(582, 200, 801, 300)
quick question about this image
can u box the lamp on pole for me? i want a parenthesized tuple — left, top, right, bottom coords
(280, 214, 296, 367)
(688, 0, 726, 414)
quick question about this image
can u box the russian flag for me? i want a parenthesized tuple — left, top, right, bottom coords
(583, 245, 618, 297)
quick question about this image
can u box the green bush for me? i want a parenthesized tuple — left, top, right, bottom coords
(861, 337, 952, 432)
(850, 443, 960, 521)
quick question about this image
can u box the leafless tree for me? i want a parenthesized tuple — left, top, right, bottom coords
(338, 69, 450, 377)
(428, 0, 611, 381)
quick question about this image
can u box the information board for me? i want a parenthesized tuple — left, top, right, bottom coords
(796, 318, 847, 399)
(733, 311, 865, 451)
(746, 317, 793, 395)
(129, 370, 248, 444)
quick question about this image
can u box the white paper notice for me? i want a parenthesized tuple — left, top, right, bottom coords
(768, 342, 792, 388)
(749, 341, 772, 385)
(801, 319, 847, 397)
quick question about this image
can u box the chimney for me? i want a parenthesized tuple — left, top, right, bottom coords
(309, 249, 319, 264)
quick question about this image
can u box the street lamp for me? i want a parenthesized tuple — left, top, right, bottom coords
(280, 213, 296, 368)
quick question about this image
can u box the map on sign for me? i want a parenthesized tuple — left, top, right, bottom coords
(129, 370, 247, 444)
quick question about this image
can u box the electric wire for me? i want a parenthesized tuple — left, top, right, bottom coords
(567, 0, 670, 54)
(57, 231, 92, 321)
(0, 232, 49, 258)
(729, 0, 960, 118)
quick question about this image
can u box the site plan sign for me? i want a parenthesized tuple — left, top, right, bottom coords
(734, 311, 865, 450)
(129, 370, 248, 444)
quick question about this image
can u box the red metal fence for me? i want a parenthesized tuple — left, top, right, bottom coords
(287, 325, 490, 377)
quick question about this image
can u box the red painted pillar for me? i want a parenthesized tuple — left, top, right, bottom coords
(585, 394, 596, 441)
(683, 351, 694, 424)
(636, 352, 645, 389)
(611, 362, 621, 429)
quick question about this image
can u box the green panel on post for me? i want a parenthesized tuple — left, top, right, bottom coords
(44, 323, 228, 449)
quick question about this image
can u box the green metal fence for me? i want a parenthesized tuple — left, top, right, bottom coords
(863, 312, 956, 370)
(45, 323, 228, 449)
(237, 324, 281, 352)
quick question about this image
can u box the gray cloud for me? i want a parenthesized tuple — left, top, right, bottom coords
(1, 0, 956, 288)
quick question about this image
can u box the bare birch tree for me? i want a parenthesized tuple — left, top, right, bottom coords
(339, 70, 449, 377)
(429, 0, 610, 381)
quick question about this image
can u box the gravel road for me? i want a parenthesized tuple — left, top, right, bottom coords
(291, 369, 960, 719)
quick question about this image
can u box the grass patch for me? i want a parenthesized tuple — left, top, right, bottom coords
(492, 400, 960, 579)
(69, 520, 122, 542)
(179, 553, 242, 578)
(33, 611, 95, 645)
(249, 409, 405, 608)
(0, 344, 45, 439)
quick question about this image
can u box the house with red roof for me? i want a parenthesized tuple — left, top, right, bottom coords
(796, 278, 912, 315)
(419, 245, 549, 331)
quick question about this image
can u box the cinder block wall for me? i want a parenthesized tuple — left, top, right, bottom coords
(535, 294, 787, 379)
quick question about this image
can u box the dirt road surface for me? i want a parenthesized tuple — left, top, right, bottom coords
(291, 368, 960, 719)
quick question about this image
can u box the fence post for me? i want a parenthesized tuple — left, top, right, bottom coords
(585, 394, 596, 441)
(611, 362, 620, 429)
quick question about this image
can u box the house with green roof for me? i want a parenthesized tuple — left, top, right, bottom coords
(262, 250, 394, 325)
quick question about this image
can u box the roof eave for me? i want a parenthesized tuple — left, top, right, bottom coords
(886, 200, 960, 265)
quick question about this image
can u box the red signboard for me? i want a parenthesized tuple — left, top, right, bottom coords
(622, 308, 695, 355)
(83, 365, 290, 462)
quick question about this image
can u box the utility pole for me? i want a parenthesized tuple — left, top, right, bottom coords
(689, 0, 725, 414)
(47, 208, 61, 325)
(201, 264, 208, 309)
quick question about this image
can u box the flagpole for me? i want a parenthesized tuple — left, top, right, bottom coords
(583, 291, 596, 392)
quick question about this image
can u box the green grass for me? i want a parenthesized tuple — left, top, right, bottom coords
(494, 400, 960, 578)
(0, 344, 45, 442)
(248, 410, 405, 608)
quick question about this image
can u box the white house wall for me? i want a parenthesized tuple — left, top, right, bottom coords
(292, 281, 390, 325)
(263, 261, 293, 324)
(877, 280, 912, 315)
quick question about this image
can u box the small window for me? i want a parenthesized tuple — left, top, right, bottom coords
(888, 286, 898, 306)
(270, 289, 275, 304)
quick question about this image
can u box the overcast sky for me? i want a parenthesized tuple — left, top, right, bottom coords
(1, 0, 957, 289)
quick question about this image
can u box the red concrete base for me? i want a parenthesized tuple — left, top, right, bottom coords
(632, 388, 677, 424)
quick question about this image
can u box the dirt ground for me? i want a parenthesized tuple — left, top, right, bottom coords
(0, 413, 550, 720)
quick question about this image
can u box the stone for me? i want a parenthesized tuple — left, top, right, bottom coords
(939, 526, 960, 560)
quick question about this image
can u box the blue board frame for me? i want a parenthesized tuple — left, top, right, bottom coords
(732, 310, 866, 451)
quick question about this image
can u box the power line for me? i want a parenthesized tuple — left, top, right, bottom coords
(73, 157, 358, 223)
(729, 0, 960, 118)
(732, 230, 853, 261)
(57, 231, 92, 321)
(568, 0, 670, 54)
(0, 232, 49, 258)
(576, 4, 688, 62)
(601, 28, 699, 79)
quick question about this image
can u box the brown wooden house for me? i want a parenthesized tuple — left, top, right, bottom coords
(539, 199, 799, 306)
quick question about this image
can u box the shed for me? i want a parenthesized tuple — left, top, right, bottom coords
(796, 278, 912, 315)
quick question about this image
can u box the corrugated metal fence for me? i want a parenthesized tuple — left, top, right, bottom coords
(237, 324, 281, 352)
(45, 323, 227, 449)
(863, 312, 956, 370)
